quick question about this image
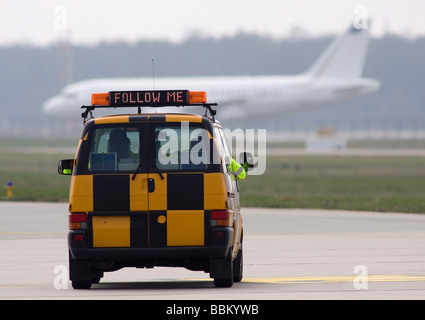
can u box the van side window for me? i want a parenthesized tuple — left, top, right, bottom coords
(213, 127, 234, 192)
(87, 127, 140, 172)
(214, 127, 232, 171)
(153, 123, 210, 171)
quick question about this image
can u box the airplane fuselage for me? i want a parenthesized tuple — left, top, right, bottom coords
(42, 24, 381, 123)
(42, 75, 379, 121)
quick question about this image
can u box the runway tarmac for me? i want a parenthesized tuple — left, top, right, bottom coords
(1, 202, 425, 300)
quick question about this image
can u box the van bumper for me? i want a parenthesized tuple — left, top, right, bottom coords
(68, 227, 233, 261)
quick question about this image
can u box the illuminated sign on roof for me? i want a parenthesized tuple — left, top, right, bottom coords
(109, 90, 189, 106)
(91, 90, 206, 106)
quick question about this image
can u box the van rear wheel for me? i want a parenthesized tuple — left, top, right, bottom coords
(71, 280, 92, 289)
(69, 250, 94, 289)
(233, 243, 243, 282)
(213, 249, 234, 288)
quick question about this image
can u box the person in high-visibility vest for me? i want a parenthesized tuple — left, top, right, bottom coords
(228, 158, 246, 180)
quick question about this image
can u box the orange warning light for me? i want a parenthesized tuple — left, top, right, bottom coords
(189, 91, 207, 104)
(91, 93, 109, 105)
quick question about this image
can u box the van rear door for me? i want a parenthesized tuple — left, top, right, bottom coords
(86, 123, 149, 248)
(146, 121, 212, 247)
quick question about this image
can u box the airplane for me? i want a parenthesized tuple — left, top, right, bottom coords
(42, 24, 380, 125)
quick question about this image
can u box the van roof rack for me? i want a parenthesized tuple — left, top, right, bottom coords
(81, 89, 218, 123)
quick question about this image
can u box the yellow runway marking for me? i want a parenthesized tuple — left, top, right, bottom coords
(0, 231, 66, 236)
(0, 284, 25, 287)
(241, 274, 425, 284)
(187, 274, 425, 284)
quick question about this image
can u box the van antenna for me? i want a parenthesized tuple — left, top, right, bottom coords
(152, 58, 156, 90)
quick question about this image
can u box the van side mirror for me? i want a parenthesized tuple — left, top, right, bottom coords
(239, 152, 254, 171)
(58, 159, 74, 175)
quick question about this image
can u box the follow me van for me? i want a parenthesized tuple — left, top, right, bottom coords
(58, 90, 254, 289)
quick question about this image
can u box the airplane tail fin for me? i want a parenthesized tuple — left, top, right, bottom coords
(304, 23, 370, 80)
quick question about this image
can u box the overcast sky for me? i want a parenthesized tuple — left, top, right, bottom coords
(1, 0, 424, 46)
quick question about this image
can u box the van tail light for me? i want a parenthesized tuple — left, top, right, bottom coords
(69, 213, 87, 230)
(211, 210, 230, 227)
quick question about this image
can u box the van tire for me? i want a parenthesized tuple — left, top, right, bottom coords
(233, 243, 243, 282)
(72, 280, 92, 290)
(69, 251, 93, 289)
(213, 249, 234, 288)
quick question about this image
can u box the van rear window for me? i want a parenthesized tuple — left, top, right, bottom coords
(85, 122, 213, 173)
(153, 123, 210, 171)
(87, 126, 140, 172)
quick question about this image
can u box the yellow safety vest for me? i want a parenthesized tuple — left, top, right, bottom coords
(228, 158, 246, 180)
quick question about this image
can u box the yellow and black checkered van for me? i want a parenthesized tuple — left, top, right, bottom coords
(58, 90, 250, 289)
